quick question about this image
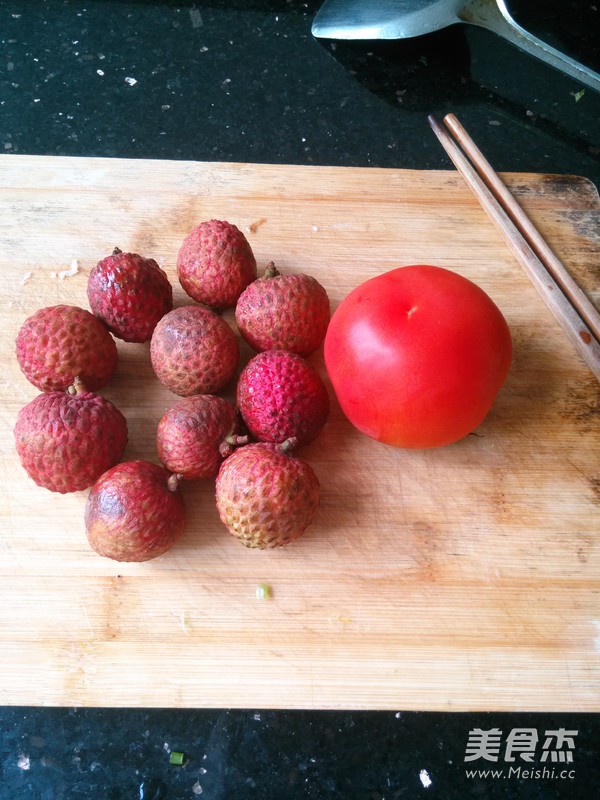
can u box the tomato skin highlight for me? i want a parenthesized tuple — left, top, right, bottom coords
(324, 265, 513, 448)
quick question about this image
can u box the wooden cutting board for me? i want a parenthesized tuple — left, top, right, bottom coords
(0, 155, 599, 711)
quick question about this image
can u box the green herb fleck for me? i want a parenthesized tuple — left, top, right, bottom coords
(574, 89, 585, 102)
(180, 610, 191, 633)
(256, 583, 272, 600)
(169, 751, 185, 766)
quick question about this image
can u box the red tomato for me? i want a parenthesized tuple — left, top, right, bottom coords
(324, 265, 512, 448)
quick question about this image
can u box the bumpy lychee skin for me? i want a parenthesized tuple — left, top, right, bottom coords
(237, 350, 329, 446)
(15, 304, 118, 392)
(157, 394, 247, 480)
(85, 461, 185, 562)
(215, 440, 320, 549)
(150, 305, 239, 396)
(236, 263, 330, 356)
(177, 219, 257, 309)
(14, 379, 128, 493)
(87, 247, 173, 342)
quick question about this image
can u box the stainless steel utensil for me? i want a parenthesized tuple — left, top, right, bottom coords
(311, 0, 600, 92)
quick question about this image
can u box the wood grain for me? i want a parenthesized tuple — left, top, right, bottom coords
(0, 155, 599, 710)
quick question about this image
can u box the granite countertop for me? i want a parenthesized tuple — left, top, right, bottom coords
(1, 1, 599, 798)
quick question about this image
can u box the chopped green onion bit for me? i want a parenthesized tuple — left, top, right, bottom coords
(256, 583, 272, 600)
(169, 751, 185, 766)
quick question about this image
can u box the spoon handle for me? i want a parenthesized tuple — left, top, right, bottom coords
(461, 0, 600, 93)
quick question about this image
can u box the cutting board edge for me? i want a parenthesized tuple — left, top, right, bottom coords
(1, 152, 598, 200)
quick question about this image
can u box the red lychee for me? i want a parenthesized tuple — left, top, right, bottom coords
(176, 219, 257, 309)
(85, 460, 185, 562)
(215, 439, 320, 548)
(236, 350, 329, 446)
(150, 305, 239, 396)
(15, 304, 118, 392)
(87, 247, 173, 342)
(235, 263, 330, 356)
(157, 394, 247, 480)
(14, 378, 128, 493)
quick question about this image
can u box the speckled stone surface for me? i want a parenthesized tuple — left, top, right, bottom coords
(2, 708, 599, 799)
(2, 1, 599, 183)
(1, 1, 599, 797)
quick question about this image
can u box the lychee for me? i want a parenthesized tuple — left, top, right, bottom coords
(14, 378, 128, 493)
(85, 460, 185, 562)
(157, 394, 247, 480)
(215, 439, 320, 548)
(235, 263, 330, 356)
(87, 247, 173, 342)
(15, 304, 118, 392)
(176, 219, 257, 309)
(236, 350, 329, 446)
(150, 305, 239, 396)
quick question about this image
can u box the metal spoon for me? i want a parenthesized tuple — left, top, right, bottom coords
(311, 0, 600, 93)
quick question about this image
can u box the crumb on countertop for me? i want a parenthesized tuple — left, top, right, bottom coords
(246, 217, 267, 234)
(50, 259, 80, 280)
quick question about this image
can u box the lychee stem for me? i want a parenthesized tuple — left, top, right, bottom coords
(67, 376, 87, 396)
(263, 262, 279, 279)
(167, 473, 183, 492)
(112, 247, 122, 256)
(219, 434, 250, 458)
(277, 437, 298, 454)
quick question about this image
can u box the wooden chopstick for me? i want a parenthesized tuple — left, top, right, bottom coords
(443, 113, 600, 344)
(428, 113, 600, 383)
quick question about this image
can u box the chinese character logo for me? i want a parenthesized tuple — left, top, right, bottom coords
(464, 728, 503, 762)
(464, 727, 577, 764)
(541, 730, 578, 763)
